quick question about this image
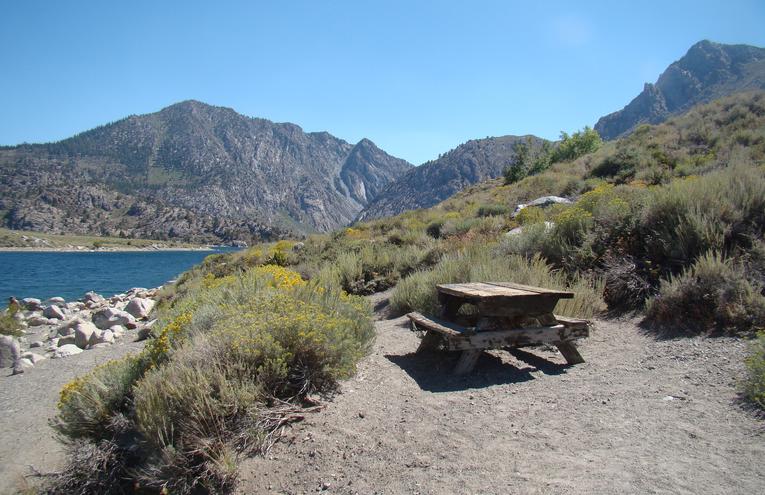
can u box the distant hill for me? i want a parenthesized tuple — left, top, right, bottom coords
(0, 101, 412, 242)
(595, 40, 765, 140)
(355, 135, 546, 221)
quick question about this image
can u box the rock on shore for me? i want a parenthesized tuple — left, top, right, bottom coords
(1, 287, 161, 373)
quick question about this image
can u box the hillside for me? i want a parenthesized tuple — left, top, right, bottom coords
(356, 135, 546, 221)
(0, 101, 412, 242)
(595, 40, 765, 139)
(13, 91, 765, 494)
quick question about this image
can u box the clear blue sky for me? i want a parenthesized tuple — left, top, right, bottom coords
(1, 1, 764, 164)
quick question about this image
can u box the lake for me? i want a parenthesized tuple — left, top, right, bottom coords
(0, 249, 238, 303)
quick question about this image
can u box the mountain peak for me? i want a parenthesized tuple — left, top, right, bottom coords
(595, 40, 765, 139)
(1, 102, 413, 240)
(356, 134, 546, 222)
(354, 137, 376, 148)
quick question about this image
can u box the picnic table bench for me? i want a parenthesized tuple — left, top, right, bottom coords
(407, 282, 590, 374)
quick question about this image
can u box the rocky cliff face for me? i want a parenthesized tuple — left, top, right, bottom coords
(595, 41, 765, 140)
(0, 101, 412, 241)
(356, 135, 545, 221)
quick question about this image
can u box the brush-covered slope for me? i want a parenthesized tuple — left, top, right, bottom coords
(356, 135, 546, 221)
(595, 40, 765, 140)
(0, 101, 412, 242)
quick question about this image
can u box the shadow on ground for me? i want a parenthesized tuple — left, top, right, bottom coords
(385, 347, 570, 393)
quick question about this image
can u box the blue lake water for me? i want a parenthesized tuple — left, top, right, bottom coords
(0, 249, 238, 303)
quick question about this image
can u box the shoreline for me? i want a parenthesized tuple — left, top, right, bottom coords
(0, 246, 216, 253)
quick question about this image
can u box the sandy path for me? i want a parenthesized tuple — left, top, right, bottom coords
(1, 291, 762, 494)
(237, 295, 765, 494)
(0, 339, 145, 494)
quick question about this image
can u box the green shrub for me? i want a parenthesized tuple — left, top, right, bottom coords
(645, 251, 765, 334)
(335, 251, 364, 292)
(590, 147, 642, 181)
(0, 304, 23, 337)
(501, 222, 556, 259)
(515, 206, 545, 226)
(53, 355, 149, 441)
(426, 220, 444, 238)
(53, 264, 374, 493)
(744, 332, 765, 411)
(476, 203, 509, 217)
(131, 283, 373, 492)
(48, 438, 136, 494)
(440, 217, 478, 238)
(550, 126, 602, 164)
(133, 358, 253, 493)
(640, 166, 765, 271)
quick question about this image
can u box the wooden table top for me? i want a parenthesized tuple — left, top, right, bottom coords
(436, 282, 574, 300)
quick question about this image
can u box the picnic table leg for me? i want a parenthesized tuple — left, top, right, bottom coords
(439, 293, 463, 320)
(454, 350, 481, 375)
(556, 342, 585, 365)
(416, 330, 441, 353)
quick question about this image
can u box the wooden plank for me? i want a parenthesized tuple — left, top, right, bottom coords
(437, 283, 537, 299)
(437, 282, 574, 300)
(556, 342, 585, 364)
(454, 350, 482, 375)
(485, 282, 574, 298)
(554, 315, 589, 331)
(444, 324, 588, 351)
(476, 295, 561, 317)
(406, 312, 472, 337)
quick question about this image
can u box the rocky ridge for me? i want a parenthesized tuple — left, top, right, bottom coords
(0, 101, 413, 242)
(356, 135, 546, 221)
(595, 40, 765, 139)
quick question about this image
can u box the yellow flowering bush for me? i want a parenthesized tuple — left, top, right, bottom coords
(210, 289, 373, 396)
(54, 354, 147, 440)
(515, 206, 545, 225)
(254, 264, 306, 289)
(144, 311, 193, 366)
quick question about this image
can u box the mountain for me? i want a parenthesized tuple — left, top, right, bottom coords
(0, 101, 412, 242)
(355, 135, 546, 221)
(595, 40, 765, 140)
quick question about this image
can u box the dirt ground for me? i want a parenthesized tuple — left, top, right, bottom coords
(237, 292, 765, 495)
(0, 339, 146, 495)
(1, 291, 763, 495)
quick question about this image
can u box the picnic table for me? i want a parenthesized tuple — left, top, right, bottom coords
(407, 282, 590, 374)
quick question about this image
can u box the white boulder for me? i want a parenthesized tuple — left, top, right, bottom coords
(21, 352, 46, 364)
(0, 335, 21, 368)
(44, 297, 66, 307)
(27, 315, 48, 327)
(83, 291, 105, 304)
(74, 321, 99, 349)
(512, 196, 572, 217)
(92, 307, 136, 330)
(43, 305, 65, 320)
(22, 298, 42, 310)
(109, 325, 126, 338)
(96, 330, 115, 344)
(125, 298, 155, 319)
(53, 344, 83, 358)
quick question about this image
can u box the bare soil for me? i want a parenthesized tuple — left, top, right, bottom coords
(237, 292, 764, 495)
(0, 339, 145, 494)
(1, 291, 763, 495)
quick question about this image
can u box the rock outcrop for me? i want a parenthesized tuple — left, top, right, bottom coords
(595, 41, 765, 140)
(0, 101, 412, 241)
(357, 135, 546, 221)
